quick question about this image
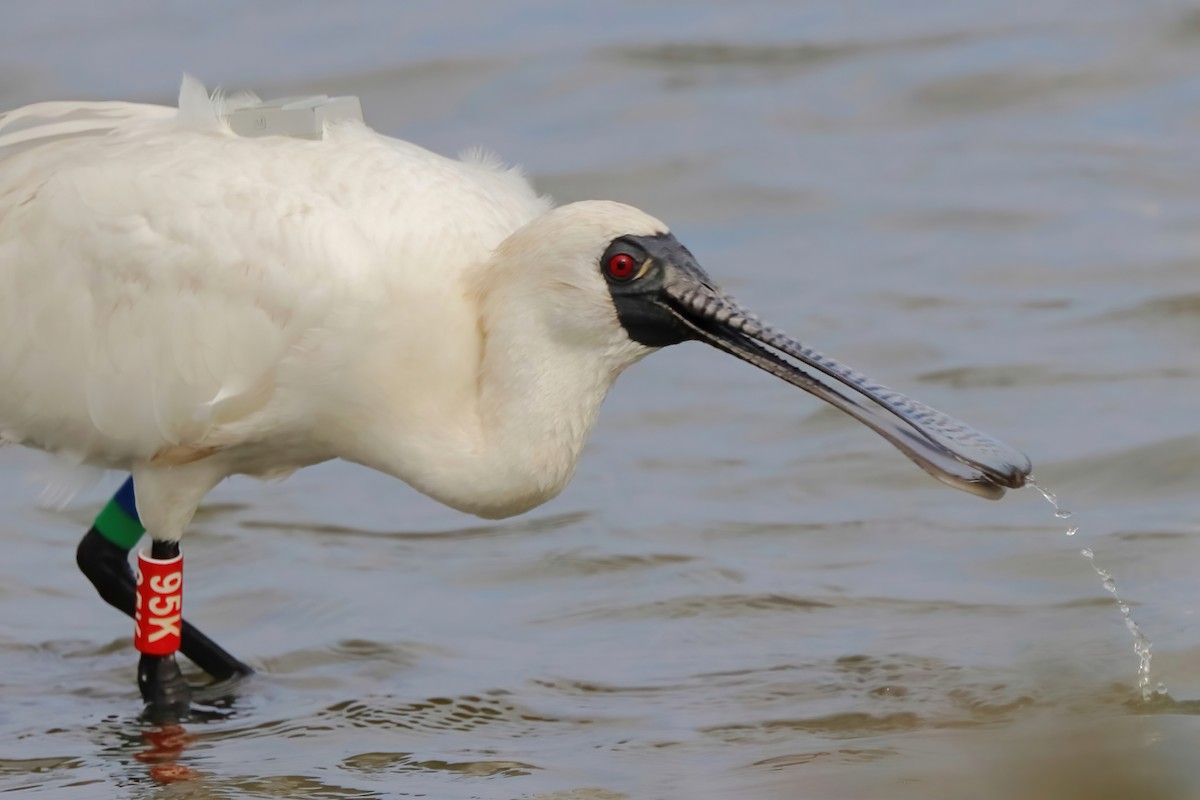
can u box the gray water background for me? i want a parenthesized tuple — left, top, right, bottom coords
(2, 1, 1200, 797)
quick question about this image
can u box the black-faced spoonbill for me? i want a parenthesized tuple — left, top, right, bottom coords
(0, 78, 1030, 720)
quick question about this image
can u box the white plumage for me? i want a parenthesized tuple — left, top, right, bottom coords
(1, 75, 1035, 718)
(0, 77, 667, 533)
(0, 77, 1031, 551)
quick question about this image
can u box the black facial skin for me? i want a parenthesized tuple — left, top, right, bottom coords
(597, 231, 1032, 500)
(602, 233, 704, 348)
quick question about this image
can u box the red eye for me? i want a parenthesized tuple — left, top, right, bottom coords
(606, 253, 638, 281)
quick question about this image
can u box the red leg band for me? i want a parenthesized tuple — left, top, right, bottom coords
(135, 549, 183, 656)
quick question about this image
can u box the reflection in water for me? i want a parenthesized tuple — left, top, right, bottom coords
(135, 725, 196, 784)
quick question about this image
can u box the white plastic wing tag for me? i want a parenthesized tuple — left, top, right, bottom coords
(226, 95, 363, 140)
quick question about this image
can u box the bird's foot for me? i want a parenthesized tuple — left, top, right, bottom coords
(138, 653, 192, 724)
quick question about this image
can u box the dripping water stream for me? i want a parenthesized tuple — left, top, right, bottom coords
(1029, 479, 1164, 701)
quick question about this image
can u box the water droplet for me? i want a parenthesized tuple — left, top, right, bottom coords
(1029, 480, 1057, 507)
(1035, 482, 1164, 701)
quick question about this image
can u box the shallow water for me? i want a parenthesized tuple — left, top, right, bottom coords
(3, 1, 1200, 797)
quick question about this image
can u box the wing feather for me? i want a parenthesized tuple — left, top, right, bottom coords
(0, 83, 325, 465)
(0, 76, 549, 474)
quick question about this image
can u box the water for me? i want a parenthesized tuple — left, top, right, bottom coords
(4, 2, 1200, 798)
(1078, 547, 1160, 701)
(1030, 480, 1163, 702)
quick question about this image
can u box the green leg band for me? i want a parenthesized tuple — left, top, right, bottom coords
(93, 480, 145, 551)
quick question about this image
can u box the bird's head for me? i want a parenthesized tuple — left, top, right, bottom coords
(489, 200, 1031, 499)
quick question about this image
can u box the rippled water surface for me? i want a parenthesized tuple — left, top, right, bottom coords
(3, 2, 1200, 797)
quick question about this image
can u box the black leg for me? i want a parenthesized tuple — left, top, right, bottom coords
(76, 526, 253, 682)
(135, 539, 191, 721)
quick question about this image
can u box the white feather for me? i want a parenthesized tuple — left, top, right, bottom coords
(22, 450, 103, 511)
(0, 77, 666, 532)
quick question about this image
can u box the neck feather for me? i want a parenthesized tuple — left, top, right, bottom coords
(347, 269, 641, 520)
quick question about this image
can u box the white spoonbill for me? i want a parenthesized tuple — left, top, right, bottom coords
(0, 78, 1030, 720)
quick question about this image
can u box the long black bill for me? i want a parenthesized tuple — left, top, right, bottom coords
(660, 265, 1031, 500)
